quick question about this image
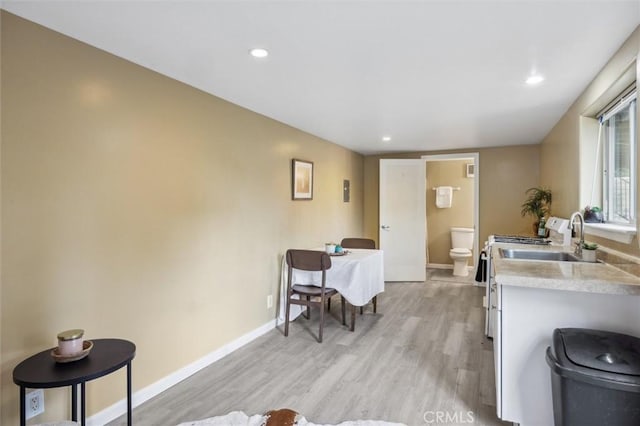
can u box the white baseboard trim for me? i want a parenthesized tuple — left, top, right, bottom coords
(427, 263, 453, 269)
(87, 319, 277, 426)
(427, 264, 475, 271)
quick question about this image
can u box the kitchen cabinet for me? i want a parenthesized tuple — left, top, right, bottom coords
(493, 254, 640, 426)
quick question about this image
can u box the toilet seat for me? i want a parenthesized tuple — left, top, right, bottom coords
(450, 248, 472, 256)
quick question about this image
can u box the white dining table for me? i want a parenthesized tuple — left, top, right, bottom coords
(277, 248, 385, 323)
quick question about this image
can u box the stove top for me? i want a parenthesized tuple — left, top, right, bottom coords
(491, 234, 551, 245)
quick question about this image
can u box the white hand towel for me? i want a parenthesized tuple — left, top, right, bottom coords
(436, 186, 453, 208)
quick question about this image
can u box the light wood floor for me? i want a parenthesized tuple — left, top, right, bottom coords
(108, 269, 509, 426)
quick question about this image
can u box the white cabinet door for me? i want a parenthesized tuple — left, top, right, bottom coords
(498, 285, 640, 426)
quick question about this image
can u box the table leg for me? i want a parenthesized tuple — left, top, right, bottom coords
(19, 386, 26, 426)
(72, 384, 78, 422)
(81, 382, 86, 426)
(350, 304, 356, 332)
(127, 361, 132, 425)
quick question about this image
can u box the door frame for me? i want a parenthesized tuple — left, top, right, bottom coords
(422, 152, 480, 273)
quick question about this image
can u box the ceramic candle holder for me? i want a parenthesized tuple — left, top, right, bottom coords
(57, 329, 85, 356)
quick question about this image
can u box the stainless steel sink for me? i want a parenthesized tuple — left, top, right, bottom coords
(499, 248, 581, 262)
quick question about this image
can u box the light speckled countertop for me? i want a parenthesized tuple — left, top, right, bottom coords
(492, 243, 640, 295)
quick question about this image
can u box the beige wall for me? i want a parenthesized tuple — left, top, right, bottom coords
(364, 145, 541, 253)
(541, 25, 640, 257)
(0, 12, 364, 424)
(426, 160, 474, 265)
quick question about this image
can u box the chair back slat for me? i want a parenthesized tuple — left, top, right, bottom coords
(340, 238, 376, 249)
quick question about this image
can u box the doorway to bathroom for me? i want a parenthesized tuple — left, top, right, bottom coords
(422, 153, 479, 275)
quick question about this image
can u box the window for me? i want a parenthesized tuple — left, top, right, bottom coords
(602, 91, 636, 225)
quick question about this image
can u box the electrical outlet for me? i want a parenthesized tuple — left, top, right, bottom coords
(267, 294, 273, 309)
(25, 389, 44, 420)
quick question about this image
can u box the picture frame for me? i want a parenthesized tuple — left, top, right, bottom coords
(466, 163, 475, 178)
(292, 159, 314, 200)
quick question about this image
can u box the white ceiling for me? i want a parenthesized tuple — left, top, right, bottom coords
(3, 1, 640, 154)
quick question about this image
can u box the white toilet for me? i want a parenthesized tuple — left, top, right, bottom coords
(450, 227, 474, 277)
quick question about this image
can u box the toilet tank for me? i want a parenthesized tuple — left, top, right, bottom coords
(451, 227, 474, 249)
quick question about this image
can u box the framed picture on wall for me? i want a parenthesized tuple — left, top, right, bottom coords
(292, 159, 313, 200)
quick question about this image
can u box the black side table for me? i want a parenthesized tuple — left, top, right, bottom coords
(13, 338, 136, 426)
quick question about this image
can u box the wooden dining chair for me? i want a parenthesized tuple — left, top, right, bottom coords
(340, 238, 376, 250)
(284, 249, 345, 343)
(340, 238, 378, 316)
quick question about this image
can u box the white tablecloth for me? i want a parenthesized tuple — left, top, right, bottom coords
(278, 249, 385, 322)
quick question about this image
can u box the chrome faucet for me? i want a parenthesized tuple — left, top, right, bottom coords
(569, 211, 585, 256)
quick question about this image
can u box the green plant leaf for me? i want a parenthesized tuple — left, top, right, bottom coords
(521, 187, 552, 219)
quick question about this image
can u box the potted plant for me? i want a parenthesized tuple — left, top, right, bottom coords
(584, 206, 604, 223)
(582, 242, 598, 262)
(520, 187, 552, 234)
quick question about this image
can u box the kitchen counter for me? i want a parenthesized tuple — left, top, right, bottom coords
(492, 242, 640, 295)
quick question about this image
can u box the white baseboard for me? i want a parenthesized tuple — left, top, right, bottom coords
(87, 319, 277, 426)
(427, 263, 453, 269)
(427, 263, 475, 271)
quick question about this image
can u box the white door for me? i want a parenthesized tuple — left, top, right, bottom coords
(379, 159, 426, 281)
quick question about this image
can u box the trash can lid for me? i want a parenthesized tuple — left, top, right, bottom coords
(559, 328, 640, 376)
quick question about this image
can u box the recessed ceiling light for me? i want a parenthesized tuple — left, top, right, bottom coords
(382, 136, 392, 142)
(249, 48, 269, 58)
(526, 74, 544, 85)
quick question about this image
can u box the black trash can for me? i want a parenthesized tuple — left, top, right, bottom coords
(546, 328, 640, 426)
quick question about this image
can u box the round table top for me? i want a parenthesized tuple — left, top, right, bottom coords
(13, 338, 136, 388)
